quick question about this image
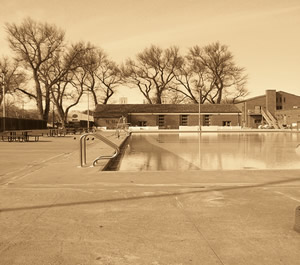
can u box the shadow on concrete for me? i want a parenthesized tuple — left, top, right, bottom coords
(1, 177, 300, 213)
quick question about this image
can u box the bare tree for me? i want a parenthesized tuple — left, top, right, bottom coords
(172, 43, 247, 104)
(173, 48, 225, 104)
(39, 42, 93, 127)
(172, 56, 206, 104)
(0, 57, 26, 106)
(6, 17, 65, 121)
(222, 84, 249, 104)
(50, 73, 84, 128)
(122, 45, 183, 104)
(95, 58, 122, 104)
(189, 42, 247, 104)
(81, 47, 122, 105)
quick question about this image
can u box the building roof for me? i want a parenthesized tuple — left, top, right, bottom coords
(94, 104, 241, 117)
(235, 95, 266, 104)
(277, 91, 300, 98)
(235, 90, 300, 104)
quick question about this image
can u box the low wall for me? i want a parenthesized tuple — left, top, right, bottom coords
(179, 126, 199, 131)
(0, 117, 47, 132)
(129, 126, 159, 131)
(180, 126, 242, 131)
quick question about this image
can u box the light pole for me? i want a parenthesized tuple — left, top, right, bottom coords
(52, 101, 55, 128)
(1, 73, 5, 132)
(87, 89, 90, 132)
(198, 88, 202, 169)
(198, 88, 201, 132)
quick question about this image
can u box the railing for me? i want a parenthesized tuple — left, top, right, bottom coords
(115, 116, 130, 138)
(79, 132, 120, 167)
(247, 109, 262, 115)
(261, 108, 278, 129)
(266, 110, 284, 129)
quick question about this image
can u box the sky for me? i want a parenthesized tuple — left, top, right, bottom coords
(0, 0, 300, 109)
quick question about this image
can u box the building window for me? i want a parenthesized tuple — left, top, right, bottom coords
(254, 105, 261, 114)
(283, 97, 286, 103)
(280, 97, 282, 103)
(223, 121, 231, 126)
(158, 115, 165, 128)
(138, 121, 147, 127)
(254, 119, 262, 124)
(204, 115, 210, 126)
(276, 106, 282, 110)
(180, 115, 188, 126)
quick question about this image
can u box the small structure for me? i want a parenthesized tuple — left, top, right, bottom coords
(66, 111, 95, 133)
(93, 104, 241, 129)
(68, 111, 94, 124)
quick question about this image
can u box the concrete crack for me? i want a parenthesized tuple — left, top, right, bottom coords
(174, 196, 226, 265)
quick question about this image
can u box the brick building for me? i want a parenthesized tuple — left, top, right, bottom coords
(94, 104, 242, 129)
(235, 90, 300, 128)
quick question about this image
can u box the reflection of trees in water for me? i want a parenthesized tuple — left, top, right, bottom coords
(119, 133, 300, 171)
(121, 134, 199, 171)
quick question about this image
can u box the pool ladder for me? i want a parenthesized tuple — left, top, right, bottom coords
(79, 133, 120, 167)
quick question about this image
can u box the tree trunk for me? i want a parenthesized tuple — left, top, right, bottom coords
(43, 89, 51, 121)
(56, 106, 66, 128)
(34, 72, 44, 120)
(91, 90, 98, 106)
(155, 90, 162, 104)
(216, 88, 223, 104)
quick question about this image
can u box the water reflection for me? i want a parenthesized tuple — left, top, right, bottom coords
(114, 133, 300, 171)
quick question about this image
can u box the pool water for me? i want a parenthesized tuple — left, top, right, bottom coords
(107, 133, 300, 171)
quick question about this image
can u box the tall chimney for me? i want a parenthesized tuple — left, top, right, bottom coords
(265, 90, 276, 116)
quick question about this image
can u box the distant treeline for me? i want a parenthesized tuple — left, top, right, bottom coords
(0, 17, 248, 128)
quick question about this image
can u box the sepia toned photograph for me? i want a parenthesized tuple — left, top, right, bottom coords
(0, 0, 300, 264)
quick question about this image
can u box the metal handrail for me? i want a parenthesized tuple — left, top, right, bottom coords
(261, 108, 277, 128)
(266, 109, 284, 129)
(79, 132, 120, 167)
(115, 116, 130, 138)
(92, 149, 119, 167)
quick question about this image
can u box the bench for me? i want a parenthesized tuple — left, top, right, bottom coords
(0, 128, 68, 142)
(26, 132, 43, 141)
(46, 129, 66, 137)
(1, 131, 29, 142)
(1, 130, 43, 142)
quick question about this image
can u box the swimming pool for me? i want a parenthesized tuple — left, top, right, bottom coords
(106, 132, 300, 171)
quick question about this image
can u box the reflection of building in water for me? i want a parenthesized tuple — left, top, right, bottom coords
(115, 133, 300, 171)
(235, 90, 300, 129)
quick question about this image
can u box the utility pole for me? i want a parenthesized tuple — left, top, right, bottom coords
(87, 89, 90, 132)
(198, 88, 201, 132)
(52, 101, 55, 128)
(1, 73, 5, 132)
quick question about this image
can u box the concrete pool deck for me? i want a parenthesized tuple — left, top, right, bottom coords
(0, 133, 300, 265)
